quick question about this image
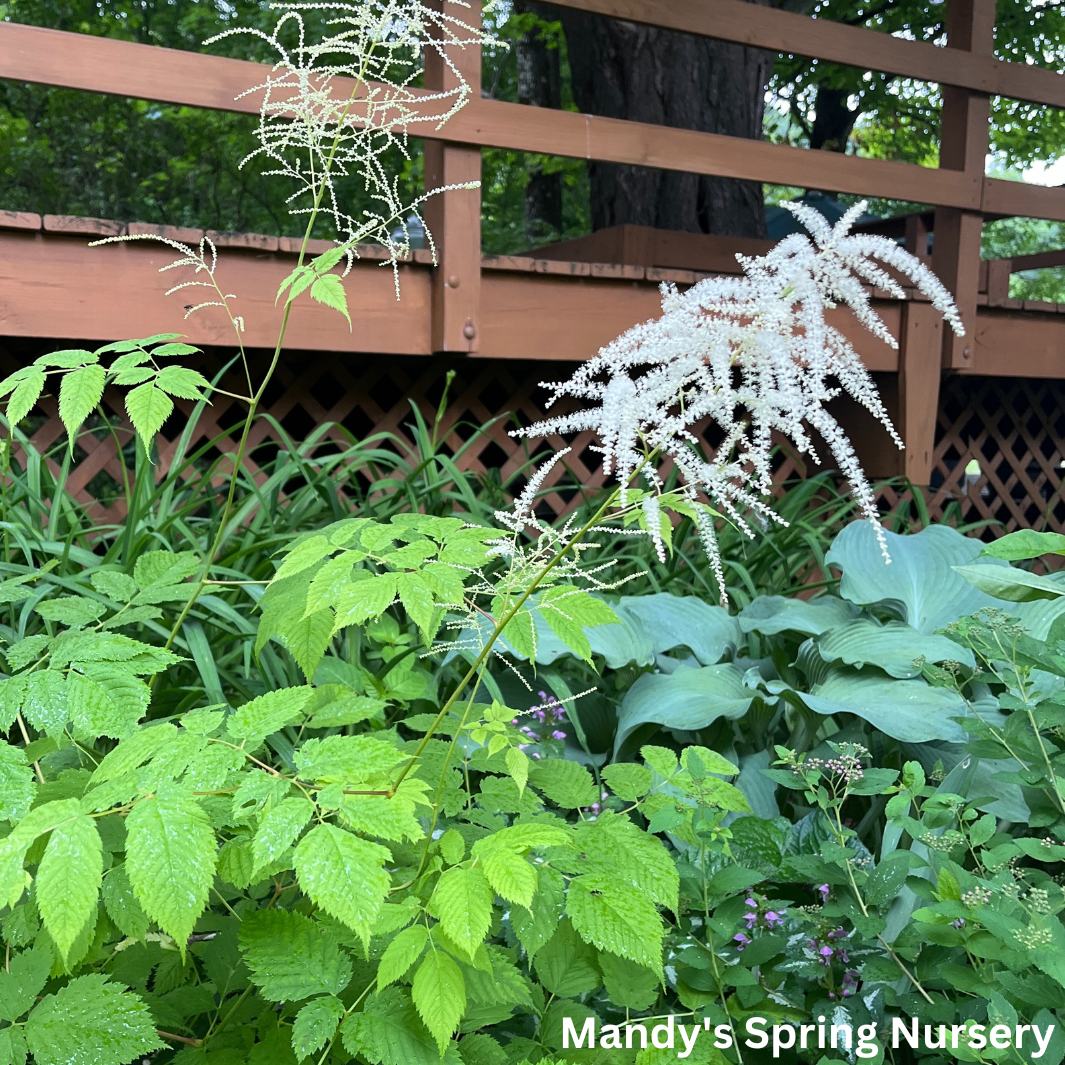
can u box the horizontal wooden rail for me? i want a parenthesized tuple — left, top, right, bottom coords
(6, 20, 1065, 220)
(549, 0, 1065, 111)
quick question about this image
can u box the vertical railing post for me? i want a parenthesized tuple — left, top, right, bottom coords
(931, 0, 995, 370)
(423, 0, 482, 354)
(898, 299, 944, 485)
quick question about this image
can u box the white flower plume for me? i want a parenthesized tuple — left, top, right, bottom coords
(209, 1, 499, 281)
(516, 201, 964, 597)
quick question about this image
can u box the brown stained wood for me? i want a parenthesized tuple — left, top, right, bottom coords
(0, 211, 41, 231)
(423, 0, 482, 353)
(546, 0, 1065, 109)
(0, 229, 432, 354)
(0, 23, 987, 211)
(1009, 248, 1065, 272)
(898, 301, 944, 484)
(968, 310, 1065, 377)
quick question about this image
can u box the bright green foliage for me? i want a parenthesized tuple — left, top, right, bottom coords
(0, 337, 209, 452)
(36, 809, 102, 959)
(343, 988, 453, 1065)
(24, 975, 163, 1065)
(124, 785, 215, 949)
(429, 867, 494, 956)
(378, 924, 429, 988)
(293, 994, 346, 1060)
(411, 949, 466, 1052)
(240, 910, 352, 1001)
(294, 824, 392, 939)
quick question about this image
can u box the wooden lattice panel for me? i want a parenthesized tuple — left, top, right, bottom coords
(928, 376, 1065, 536)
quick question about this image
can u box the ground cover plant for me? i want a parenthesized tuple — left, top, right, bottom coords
(1, 4, 1065, 1065)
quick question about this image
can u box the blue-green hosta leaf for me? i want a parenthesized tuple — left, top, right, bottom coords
(24, 975, 163, 1065)
(739, 594, 858, 636)
(953, 564, 1065, 603)
(58, 363, 106, 448)
(614, 663, 753, 756)
(293, 995, 345, 1061)
(125, 786, 215, 949)
(294, 825, 392, 940)
(239, 909, 352, 1002)
(798, 669, 970, 743)
(826, 521, 1006, 632)
(817, 619, 975, 678)
(36, 809, 102, 960)
(566, 874, 663, 975)
(0, 740, 34, 822)
(618, 592, 742, 664)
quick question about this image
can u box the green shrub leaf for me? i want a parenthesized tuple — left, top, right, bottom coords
(240, 910, 352, 1001)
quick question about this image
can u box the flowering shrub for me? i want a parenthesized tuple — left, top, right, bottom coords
(0, 3, 1063, 1065)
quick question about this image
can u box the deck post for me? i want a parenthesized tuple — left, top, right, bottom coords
(423, 0, 483, 354)
(898, 299, 944, 485)
(931, 0, 995, 369)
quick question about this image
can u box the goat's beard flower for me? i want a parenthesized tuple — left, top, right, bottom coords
(516, 200, 963, 601)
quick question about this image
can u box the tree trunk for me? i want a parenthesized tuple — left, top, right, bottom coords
(514, 1, 563, 244)
(809, 85, 859, 152)
(552, 5, 772, 238)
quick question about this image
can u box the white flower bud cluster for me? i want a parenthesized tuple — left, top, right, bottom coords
(517, 201, 963, 598)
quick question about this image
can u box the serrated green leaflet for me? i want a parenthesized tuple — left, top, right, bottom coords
(24, 975, 162, 1065)
(252, 795, 314, 874)
(567, 874, 664, 975)
(240, 910, 352, 1001)
(0, 945, 52, 1021)
(124, 380, 173, 450)
(342, 988, 454, 1065)
(377, 924, 429, 988)
(58, 364, 106, 450)
(429, 867, 493, 957)
(293, 995, 345, 1060)
(36, 810, 101, 959)
(294, 825, 391, 939)
(125, 786, 215, 950)
(0, 741, 34, 822)
(411, 950, 465, 1052)
(226, 686, 313, 747)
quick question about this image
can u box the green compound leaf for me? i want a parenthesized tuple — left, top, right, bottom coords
(36, 810, 102, 960)
(124, 380, 173, 450)
(101, 863, 149, 940)
(58, 363, 106, 449)
(294, 825, 392, 940)
(293, 995, 345, 1061)
(429, 867, 494, 957)
(24, 974, 163, 1065)
(528, 758, 598, 809)
(240, 910, 352, 1002)
(0, 944, 52, 1022)
(125, 785, 215, 950)
(411, 950, 465, 1053)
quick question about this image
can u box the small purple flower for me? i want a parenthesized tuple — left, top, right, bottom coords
(743, 912, 758, 929)
(551, 730, 567, 740)
(951, 918, 966, 929)
(745, 897, 757, 908)
(733, 933, 751, 950)
(817, 884, 830, 903)
(818, 946, 834, 966)
(841, 970, 859, 997)
(764, 910, 784, 928)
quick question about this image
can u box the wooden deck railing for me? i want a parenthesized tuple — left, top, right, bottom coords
(2, 0, 1065, 481)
